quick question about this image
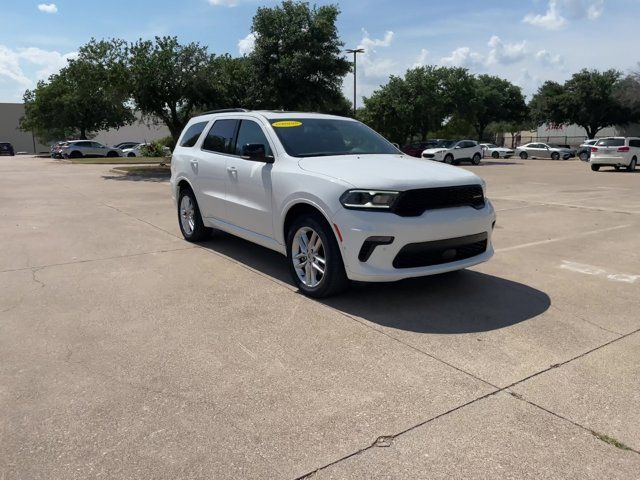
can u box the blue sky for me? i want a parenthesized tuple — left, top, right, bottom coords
(1, 0, 639, 105)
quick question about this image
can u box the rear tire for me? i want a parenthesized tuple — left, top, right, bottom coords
(579, 152, 589, 162)
(286, 213, 348, 298)
(471, 153, 481, 165)
(127, 152, 136, 157)
(519, 151, 528, 160)
(627, 157, 637, 172)
(551, 152, 560, 160)
(177, 187, 211, 242)
(591, 164, 600, 171)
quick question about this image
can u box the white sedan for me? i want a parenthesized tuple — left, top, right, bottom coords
(480, 143, 515, 159)
(122, 143, 171, 157)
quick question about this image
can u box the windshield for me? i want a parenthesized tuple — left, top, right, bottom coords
(434, 140, 455, 148)
(269, 118, 398, 157)
(596, 138, 624, 147)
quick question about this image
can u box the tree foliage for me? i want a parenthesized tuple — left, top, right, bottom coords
(249, 1, 351, 112)
(529, 69, 639, 138)
(21, 39, 133, 141)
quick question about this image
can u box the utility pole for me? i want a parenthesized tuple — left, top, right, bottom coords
(345, 48, 364, 117)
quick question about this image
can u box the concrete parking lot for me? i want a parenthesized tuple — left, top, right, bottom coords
(1, 155, 639, 479)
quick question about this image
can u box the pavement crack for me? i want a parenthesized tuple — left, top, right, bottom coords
(31, 267, 45, 288)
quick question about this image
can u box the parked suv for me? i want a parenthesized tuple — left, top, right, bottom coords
(421, 140, 483, 165)
(61, 141, 121, 158)
(590, 137, 639, 172)
(0, 142, 15, 156)
(171, 110, 495, 297)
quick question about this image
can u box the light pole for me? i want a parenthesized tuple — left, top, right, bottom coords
(346, 48, 364, 117)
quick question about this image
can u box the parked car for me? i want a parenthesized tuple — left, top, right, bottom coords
(170, 110, 495, 298)
(60, 141, 122, 158)
(50, 141, 69, 159)
(480, 143, 514, 159)
(113, 142, 140, 150)
(0, 142, 15, 156)
(421, 140, 483, 165)
(401, 140, 440, 158)
(122, 143, 172, 157)
(515, 143, 572, 160)
(590, 137, 639, 172)
(577, 139, 599, 162)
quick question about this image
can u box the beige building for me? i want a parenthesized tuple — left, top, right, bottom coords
(0, 102, 170, 154)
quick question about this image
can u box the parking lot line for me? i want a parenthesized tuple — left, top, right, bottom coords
(495, 224, 633, 253)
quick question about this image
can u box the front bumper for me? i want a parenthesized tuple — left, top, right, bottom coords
(332, 201, 496, 282)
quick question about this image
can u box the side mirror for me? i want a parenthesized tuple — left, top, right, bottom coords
(241, 143, 274, 163)
(454, 145, 461, 149)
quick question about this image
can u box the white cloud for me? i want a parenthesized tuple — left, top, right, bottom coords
(358, 30, 394, 52)
(18, 47, 77, 79)
(523, 0, 567, 30)
(37, 3, 58, 14)
(535, 49, 564, 67)
(523, 0, 605, 30)
(0, 46, 31, 86)
(440, 47, 485, 68)
(238, 33, 256, 56)
(486, 36, 527, 65)
(208, 0, 239, 6)
(413, 48, 429, 68)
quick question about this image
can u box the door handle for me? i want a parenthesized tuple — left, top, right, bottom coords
(190, 159, 198, 164)
(227, 166, 237, 173)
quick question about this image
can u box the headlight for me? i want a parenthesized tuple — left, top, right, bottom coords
(480, 178, 487, 195)
(340, 190, 400, 210)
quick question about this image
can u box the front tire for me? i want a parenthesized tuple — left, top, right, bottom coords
(627, 157, 637, 172)
(69, 150, 82, 159)
(519, 151, 528, 160)
(177, 187, 211, 242)
(471, 153, 481, 165)
(127, 152, 136, 157)
(579, 152, 589, 162)
(491, 151, 499, 159)
(106, 150, 118, 158)
(551, 152, 560, 160)
(444, 154, 454, 164)
(286, 214, 348, 298)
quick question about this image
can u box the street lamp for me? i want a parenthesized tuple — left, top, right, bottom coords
(346, 48, 365, 116)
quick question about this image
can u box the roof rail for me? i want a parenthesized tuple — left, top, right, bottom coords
(200, 108, 250, 115)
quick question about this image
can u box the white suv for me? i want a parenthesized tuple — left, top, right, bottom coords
(61, 140, 122, 159)
(421, 140, 483, 165)
(170, 110, 495, 297)
(590, 137, 639, 172)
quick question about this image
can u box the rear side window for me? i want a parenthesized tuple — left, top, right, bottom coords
(596, 138, 624, 147)
(629, 139, 640, 148)
(180, 121, 208, 148)
(202, 119, 239, 154)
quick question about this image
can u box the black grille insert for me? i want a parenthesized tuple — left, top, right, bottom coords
(392, 185, 484, 217)
(393, 232, 488, 269)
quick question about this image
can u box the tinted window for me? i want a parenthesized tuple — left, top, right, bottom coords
(235, 120, 272, 157)
(270, 118, 398, 157)
(629, 139, 640, 148)
(180, 121, 208, 148)
(202, 119, 239, 153)
(596, 138, 624, 147)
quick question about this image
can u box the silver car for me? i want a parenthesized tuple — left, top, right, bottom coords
(515, 142, 573, 160)
(61, 141, 122, 159)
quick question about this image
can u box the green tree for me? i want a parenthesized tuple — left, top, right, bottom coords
(21, 39, 133, 140)
(465, 75, 527, 141)
(360, 76, 412, 144)
(249, 1, 351, 111)
(529, 69, 638, 139)
(127, 36, 216, 142)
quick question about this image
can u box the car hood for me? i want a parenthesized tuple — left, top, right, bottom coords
(297, 154, 482, 190)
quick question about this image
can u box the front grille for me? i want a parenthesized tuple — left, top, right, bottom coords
(393, 233, 488, 269)
(422, 153, 435, 158)
(392, 185, 484, 217)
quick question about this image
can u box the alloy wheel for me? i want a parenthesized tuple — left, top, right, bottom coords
(292, 227, 326, 288)
(180, 195, 196, 235)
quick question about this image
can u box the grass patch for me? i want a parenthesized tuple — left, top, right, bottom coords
(591, 431, 633, 451)
(110, 165, 171, 176)
(70, 156, 169, 165)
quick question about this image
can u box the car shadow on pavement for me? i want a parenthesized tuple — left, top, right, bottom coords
(102, 174, 170, 183)
(202, 232, 550, 334)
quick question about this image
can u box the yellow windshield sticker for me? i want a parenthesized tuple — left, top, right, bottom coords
(272, 121, 302, 128)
